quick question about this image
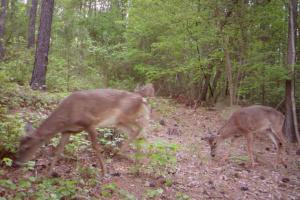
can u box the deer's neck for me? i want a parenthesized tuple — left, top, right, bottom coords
(217, 121, 237, 141)
(35, 114, 65, 141)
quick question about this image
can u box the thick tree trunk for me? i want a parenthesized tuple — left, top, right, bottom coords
(284, 0, 300, 143)
(27, 0, 38, 48)
(284, 81, 298, 141)
(30, 0, 54, 90)
(200, 67, 212, 102)
(0, 0, 7, 60)
(200, 75, 211, 102)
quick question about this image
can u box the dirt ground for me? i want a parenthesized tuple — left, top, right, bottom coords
(1, 98, 300, 200)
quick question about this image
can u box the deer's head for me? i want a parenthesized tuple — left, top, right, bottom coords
(201, 129, 219, 158)
(14, 123, 41, 167)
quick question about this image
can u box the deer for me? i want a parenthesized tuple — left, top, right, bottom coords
(202, 105, 288, 168)
(13, 89, 151, 176)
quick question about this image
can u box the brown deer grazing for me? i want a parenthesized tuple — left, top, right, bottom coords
(134, 83, 155, 97)
(202, 105, 288, 167)
(14, 89, 151, 176)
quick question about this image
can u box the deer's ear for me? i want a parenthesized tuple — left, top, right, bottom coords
(25, 123, 35, 134)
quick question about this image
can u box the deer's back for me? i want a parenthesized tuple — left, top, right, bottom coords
(230, 105, 284, 133)
(42, 89, 145, 132)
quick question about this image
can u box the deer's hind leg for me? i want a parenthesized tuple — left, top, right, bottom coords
(86, 127, 106, 176)
(49, 132, 71, 176)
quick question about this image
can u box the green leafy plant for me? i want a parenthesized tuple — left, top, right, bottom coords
(118, 189, 137, 200)
(34, 178, 77, 200)
(98, 128, 126, 154)
(78, 166, 98, 179)
(0, 113, 24, 154)
(131, 139, 178, 178)
(2, 157, 13, 167)
(176, 192, 191, 200)
(0, 179, 17, 190)
(145, 188, 164, 199)
(101, 183, 118, 198)
(23, 161, 36, 171)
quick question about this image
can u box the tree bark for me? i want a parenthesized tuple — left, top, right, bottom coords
(224, 46, 234, 106)
(0, 0, 7, 60)
(199, 65, 212, 102)
(27, 0, 38, 48)
(284, 0, 300, 143)
(30, 0, 54, 90)
(210, 67, 222, 101)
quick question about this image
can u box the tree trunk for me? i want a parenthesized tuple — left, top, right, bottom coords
(30, 0, 54, 90)
(224, 47, 234, 106)
(0, 0, 7, 60)
(199, 65, 212, 102)
(27, 0, 38, 48)
(261, 67, 265, 105)
(284, 0, 300, 143)
(209, 67, 222, 102)
(284, 81, 298, 141)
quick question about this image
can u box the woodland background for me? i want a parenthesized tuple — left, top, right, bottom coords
(0, 0, 298, 105)
(0, 0, 299, 199)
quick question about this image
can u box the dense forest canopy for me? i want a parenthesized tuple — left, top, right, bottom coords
(0, 0, 298, 105)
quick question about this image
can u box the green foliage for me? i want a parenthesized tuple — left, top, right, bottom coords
(1, 0, 296, 106)
(145, 188, 164, 199)
(1, 157, 13, 167)
(98, 128, 126, 154)
(0, 112, 24, 153)
(100, 183, 137, 199)
(78, 165, 98, 179)
(0, 179, 17, 190)
(101, 183, 118, 198)
(118, 189, 137, 200)
(34, 178, 77, 200)
(131, 139, 178, 177)
(176, 192, 191, 200)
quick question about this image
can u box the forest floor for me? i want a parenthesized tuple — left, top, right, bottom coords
(1, 97, 300, 200)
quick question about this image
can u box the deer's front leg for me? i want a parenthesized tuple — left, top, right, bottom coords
(87, 127, 106, 176)
(118, 121, 144, 154)
(49, 133, 71, 176)
(246, 133, 256, 167)
(221, 137, 237, 163)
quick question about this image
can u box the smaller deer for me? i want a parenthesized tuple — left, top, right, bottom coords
(135, 83, 155, 97)
(202, 105, 288, 167)
(14, 89, 151, 176)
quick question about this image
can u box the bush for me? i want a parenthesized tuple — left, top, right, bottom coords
(0, 111, 24, 155)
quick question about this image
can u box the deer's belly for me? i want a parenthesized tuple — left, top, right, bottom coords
(96, 110, 121, 127)
(96, 115, 118, 127)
